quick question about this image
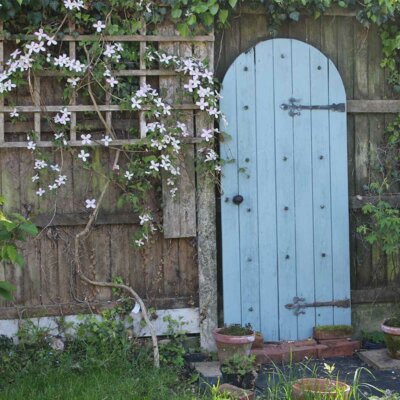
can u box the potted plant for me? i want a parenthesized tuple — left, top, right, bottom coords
(251, 331, 264, 349)
(291, 378, 351, 400)
(313, 325, 353, 341)
(220, 354, 258, 390)
(381, 317, 400, 359)
(213, 324, 255, 363)
(361, 330, 386, 350)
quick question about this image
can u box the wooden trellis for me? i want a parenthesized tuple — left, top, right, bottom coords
(0, 22, 218, 349)
(0, 22, 214, 148)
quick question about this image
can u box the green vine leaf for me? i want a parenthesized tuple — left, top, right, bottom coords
(177, 22, 190, 36)
(219, 9, 229, 24)
(228, 0, 238, 8)
(0, 281, 16, 301)
(171, 8, 183, 19)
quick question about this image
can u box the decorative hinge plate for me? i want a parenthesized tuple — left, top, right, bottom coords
(281, 97, 346, 117)
(285, 296, 351, 316)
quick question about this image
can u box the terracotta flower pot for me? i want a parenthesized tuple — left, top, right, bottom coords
(381, 320, 400, 359)
(292, 378, 350, 400)
(213, 328, 255, 364)
(251, 333, 264, 349)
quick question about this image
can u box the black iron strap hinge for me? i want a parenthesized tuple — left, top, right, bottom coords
(285, 296, 351, 316)
(281, 97, 346, 117)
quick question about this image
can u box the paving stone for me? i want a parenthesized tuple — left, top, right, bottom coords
(359, 349, 400, 370)
(218, 383, 255, 400)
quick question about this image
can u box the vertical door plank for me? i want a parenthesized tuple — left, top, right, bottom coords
(220, 62, 241, 325)
(328, 60, 351, 325)
(235, 48, 260, 331)
(273, 39, 297, 340)
(310, 46, 334, 327)
(292, 40, 316, 338)
(255, 40, 279, 340)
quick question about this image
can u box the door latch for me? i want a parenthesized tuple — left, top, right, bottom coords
(232, 195, 244, 205)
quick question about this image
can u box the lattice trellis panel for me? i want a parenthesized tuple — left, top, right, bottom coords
(0, 22, 214, 148)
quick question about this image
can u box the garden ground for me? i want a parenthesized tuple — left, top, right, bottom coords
(1, 316, 400, 400)
(2, 343, 400, 399)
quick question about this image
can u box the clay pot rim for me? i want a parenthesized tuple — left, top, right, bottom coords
(292, 378, 351, 395)
(381, 321, 400, 336)
(213, 328, 255, 344)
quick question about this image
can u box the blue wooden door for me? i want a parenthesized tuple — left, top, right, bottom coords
(220, 39, 350, 341)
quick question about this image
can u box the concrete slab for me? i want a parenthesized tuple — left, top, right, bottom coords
(192, 361, 222, 389)
(358, 349, 400, 370)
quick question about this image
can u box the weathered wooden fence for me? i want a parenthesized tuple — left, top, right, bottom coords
(2, 7, 399, 335)
(0, 21, 215, 338)
(215, 6, 400, 307)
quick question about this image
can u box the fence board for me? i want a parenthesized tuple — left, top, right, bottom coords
(160, 24, 197, 238)
(0, 26, 210, 322)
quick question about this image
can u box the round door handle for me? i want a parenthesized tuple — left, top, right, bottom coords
(232, 195, 244, 205)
